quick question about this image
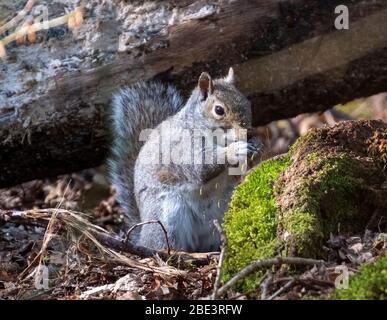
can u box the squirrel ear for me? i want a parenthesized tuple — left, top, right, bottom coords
(224, 67, 235, 84)
(198, 72, 214, 100)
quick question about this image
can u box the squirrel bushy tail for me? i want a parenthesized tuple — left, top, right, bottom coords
(108, 82, 184, 224)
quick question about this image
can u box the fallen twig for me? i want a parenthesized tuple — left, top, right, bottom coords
(229, 273, 268, 300)
(0, 0, 35, 35)
(125, 220, 171, 255)
(0, 209, 49, 227)
(216, 256, 325, 298)
(260, 270, 273, 300)
(267, 278, 296, 300)
(272, 276, 333, 287)
(0, 3, 84, 58)
(212, 219, 227, 300)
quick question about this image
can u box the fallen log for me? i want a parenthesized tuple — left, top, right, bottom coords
(1, 0, 387, 187)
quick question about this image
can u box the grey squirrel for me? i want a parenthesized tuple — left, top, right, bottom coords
(108, 68, 261, 252)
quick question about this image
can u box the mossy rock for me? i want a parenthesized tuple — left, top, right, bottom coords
(223, 120, 387, 292)
(331, 256, 387, 300)
(223, 156, 290, 289)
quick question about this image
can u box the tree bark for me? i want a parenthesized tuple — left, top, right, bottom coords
(1, 0, 387, 188)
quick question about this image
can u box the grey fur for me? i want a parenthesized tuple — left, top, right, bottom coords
(109, 70, 261, 252)
(108, 82, 184, 224)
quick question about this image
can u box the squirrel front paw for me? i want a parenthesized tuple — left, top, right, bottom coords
(247, 136, 262, 160)
(226, 141, 257, 164)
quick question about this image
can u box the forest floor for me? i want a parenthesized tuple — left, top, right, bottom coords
(0, 96, 386, 300)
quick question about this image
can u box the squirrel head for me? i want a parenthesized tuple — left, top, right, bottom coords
(195, 68, 252, 133)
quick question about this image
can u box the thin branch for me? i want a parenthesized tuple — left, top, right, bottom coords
(216, 256, 325, 298)
(297, 278, 334, 288)
(270, 276, 334, 298)
(0, 209, 51, 227)
(0, 5, 84, 58)
(260, 270, 273, 299)
(212, 219, 228, 300)
(124, 219, 171, 255)
(0, 0, 35, 34)
(229, 273, 268, 300)
(1, 12, 75, 45)
(97, 230, 217, 267)
(267, 278, 296, 300)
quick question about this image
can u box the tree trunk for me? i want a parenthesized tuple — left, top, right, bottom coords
(1, 0, 387, 187)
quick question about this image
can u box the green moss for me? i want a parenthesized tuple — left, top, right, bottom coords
(332, 256, 387, 300)
(288, 131, 318, 156)
(222, 152, 364, 292)
(281, 208, 323, 257)
(222, 124, 384, 294)
(280, 154, 363, 257)
(222, 155, 291, 291)
(306, 152, 319, 164)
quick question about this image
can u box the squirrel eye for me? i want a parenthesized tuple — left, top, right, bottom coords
(214, 105, 225, 117)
